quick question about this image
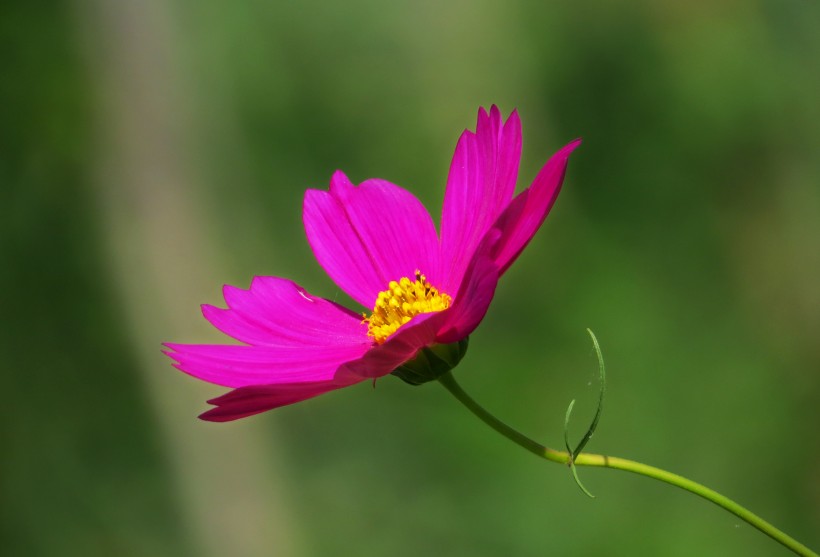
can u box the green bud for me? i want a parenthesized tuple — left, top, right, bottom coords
(391, 337, 469, 386)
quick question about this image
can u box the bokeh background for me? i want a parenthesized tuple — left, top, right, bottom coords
(3, 0, 819, 555)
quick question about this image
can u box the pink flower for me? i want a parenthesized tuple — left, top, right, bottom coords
(164, 106, 580, 421)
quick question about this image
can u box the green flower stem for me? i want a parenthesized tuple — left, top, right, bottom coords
(437, 370, 818, 557)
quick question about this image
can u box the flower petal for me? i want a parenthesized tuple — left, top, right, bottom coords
(490, 139, 581, 274)
(304, 171, 440, 308)
(164, 342, 370, 388)
(342, 311, 446, 379)
(202, 276, 367, 347)
(440, 106, 521, 293)
(435, 232, 501, 344)
(200, 369, 364, 422)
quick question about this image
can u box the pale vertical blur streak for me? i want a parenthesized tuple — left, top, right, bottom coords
(73, 0, 302, 555)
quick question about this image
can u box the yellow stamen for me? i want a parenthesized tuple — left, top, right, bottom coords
(365, 270, 451, 344)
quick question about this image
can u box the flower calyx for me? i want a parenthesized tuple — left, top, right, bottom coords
(391, 337, 469, 386)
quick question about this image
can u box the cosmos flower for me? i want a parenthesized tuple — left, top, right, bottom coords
(164, 106, 580, 421)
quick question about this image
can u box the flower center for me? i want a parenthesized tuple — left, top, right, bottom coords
(366, 270, 451, 344)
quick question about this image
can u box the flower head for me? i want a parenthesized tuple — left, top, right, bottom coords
(164, 106, 580, 421)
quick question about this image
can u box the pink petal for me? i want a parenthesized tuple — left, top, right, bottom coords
(164, 342, 370, 388)
(439, 106, 521, 293)
(304, 171, 441, 308)
(202, 276, 367, 347)
(490, 139, 581, 274)
(341, 311, 445, 379)
(200, 369, 364, 422)
(435, 233, 501, 344)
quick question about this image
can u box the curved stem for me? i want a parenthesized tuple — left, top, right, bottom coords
(437, 371, 818, 557)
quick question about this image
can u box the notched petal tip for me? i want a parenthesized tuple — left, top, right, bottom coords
(480, 104, 503, 124)
(248, 275, 269, 291)
(478, 105, 518, 134)
(329, 170, 354, 193)
(162, 343, 181, 359)
(200, 303, 221, 319)
(222, 283, 250, 308)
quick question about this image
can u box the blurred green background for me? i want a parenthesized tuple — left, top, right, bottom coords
(3, 0, 819, 555)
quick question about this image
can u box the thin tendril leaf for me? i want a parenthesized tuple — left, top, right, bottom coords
(570, 459, 596, 498)
(572, 328, 606, 457)
(564, 398, 596, 497)
(563, 399, 576, 456)
(562, 329, 607, 498)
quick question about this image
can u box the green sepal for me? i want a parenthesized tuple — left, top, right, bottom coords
(391, 337, 469, 386)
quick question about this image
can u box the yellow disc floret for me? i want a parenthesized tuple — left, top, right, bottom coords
(366, 270, 451, 344)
